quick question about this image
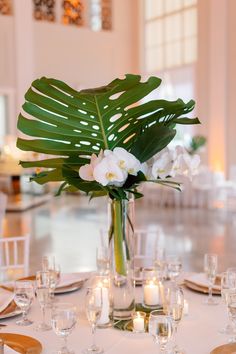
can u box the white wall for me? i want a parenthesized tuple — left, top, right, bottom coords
(34, 0, 139, 88)
(227, 0, 236, 175)
(0, 0, 139, 134)
(196, 0, 236, 176)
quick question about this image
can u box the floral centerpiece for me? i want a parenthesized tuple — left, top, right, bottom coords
(17, 74, 200, 277)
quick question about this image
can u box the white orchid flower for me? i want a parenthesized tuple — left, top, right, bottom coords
(140, 162, 152, 179)
(113, 147, 141, 176)
(151, 148, 175, 179)
(93, 156, 127, 186)
(90, 150, 104, 167)
(103, 149, 127, 180)
(140, 162, 148, 176)
(173, 146, 200, 178)
(79, 163, 95, 181)
(79, 150, 104, 181)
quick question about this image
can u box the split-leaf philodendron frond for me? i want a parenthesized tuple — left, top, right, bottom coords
(17, 74, 200, 200)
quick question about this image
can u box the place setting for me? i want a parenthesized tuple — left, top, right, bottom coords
(0, 254, 88, 354)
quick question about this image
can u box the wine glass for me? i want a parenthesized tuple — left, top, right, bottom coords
(220, 272, 236, 334)
(51, 303, 77, 354)
(204, 253, 218, 305)
(153, 247, 166, 280)
(227, 268, 236, 285)
(165, 285, 185, 354)
(49, 264, 61, 300)
(227, 291, 236, 342)
(148, 311, 173, 354)
(167, 255, 182, 284)
(83, 287, 103, 354)
(96, 246, 109, 275)
(42, 256, 61, 301)
(35, 270, 51, 331)
(14, 280, 34, 326)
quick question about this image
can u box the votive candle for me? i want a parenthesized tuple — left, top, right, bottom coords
(143, 281, 159, 306)
(132, 311, 146, 332)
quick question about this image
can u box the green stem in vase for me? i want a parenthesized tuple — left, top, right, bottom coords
(113, 199, 126, 276)
(122, 200, 130, 262)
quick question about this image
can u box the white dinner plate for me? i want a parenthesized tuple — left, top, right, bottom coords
(54, 281, 84, 294)
(0, 308, 22, 320)
(184, 273, 221, 295)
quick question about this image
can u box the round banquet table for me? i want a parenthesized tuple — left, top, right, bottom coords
(0, 273, 231, 354)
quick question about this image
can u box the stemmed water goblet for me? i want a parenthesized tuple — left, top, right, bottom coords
(42, 256, 61, 301)
(204, 253, 218, 305)
(167, 255, 182, 284)
(51, 303, 77, 354)
(220, 271, 236, 334)
(96, 246, 109, 275)
(227, 268, 236, 285)
(227, 291, 236, 342)
(153, 247, 166, 280)
(14, 280, 34, 326)
(35, 270, 51, 331)
(165, 285, 185, 354)
(83, 287, 103, 354)
(148, 311, 173, 354)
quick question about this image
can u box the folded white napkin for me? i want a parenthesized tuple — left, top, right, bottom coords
(4, 344, 19, 354)
(185, 273, 221, 291)
(0, 287, 14, 313)
(57, 273, 86, 289)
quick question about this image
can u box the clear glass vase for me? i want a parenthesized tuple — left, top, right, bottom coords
(108, 198, 135, 320)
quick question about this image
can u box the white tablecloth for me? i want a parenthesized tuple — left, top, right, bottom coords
(0, 274, 231, 354)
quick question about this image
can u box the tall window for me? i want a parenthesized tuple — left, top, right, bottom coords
(144, 0, 197, 73)
(90, 0, 112, 31)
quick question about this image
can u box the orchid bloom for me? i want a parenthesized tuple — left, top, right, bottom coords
(151, 147, 175, 179)
(112, 147, 141, 176)
(78, 150, 104, 181)
(172, 145, 200, 178)
(79, 163, 95, 181)
(93, 156, 127, 186)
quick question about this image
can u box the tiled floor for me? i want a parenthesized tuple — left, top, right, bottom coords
(3, 195, 236, 275)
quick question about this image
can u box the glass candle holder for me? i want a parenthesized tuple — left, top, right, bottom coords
(132, 311, 146, 333)
(92, 275, 112, 328)
(143, 268, 162, 308)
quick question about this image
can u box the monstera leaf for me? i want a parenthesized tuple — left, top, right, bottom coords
(17, 74, 199, 189)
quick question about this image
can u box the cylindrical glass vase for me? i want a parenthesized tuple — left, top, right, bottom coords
(108, 198, 135, 320)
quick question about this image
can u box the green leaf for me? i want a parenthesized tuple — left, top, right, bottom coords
(130, 125, 176, 162)
(123, 171, 147, 189)
(170, 117, 201, 125)
(89, 191, 107, 200)
(16, 74, 200, 192)
(30, 169, 63, 184)
(188, 135, 207, 154)
(55, 182, 68, 196)
(147, 179, 182, 191)
(17, 75, 197, 158)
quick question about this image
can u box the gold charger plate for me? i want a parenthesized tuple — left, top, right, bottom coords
(184, 280, 221, 295)
(0, 333, 42, 354)
(211, 343, 236, 353)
